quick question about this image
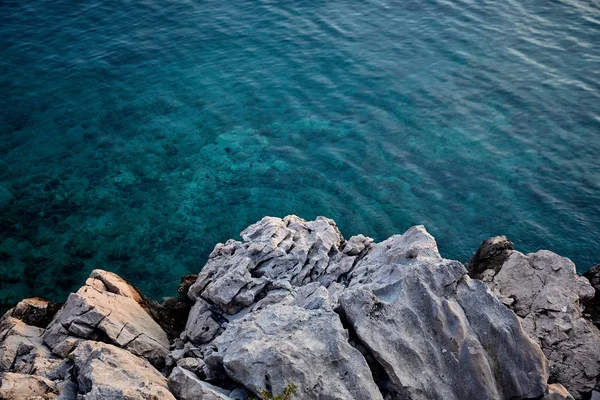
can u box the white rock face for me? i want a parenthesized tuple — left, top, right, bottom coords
(471, 241, 600, 399)
(43, 269, 169, 366)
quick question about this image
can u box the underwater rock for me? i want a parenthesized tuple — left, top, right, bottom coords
(470, 242, 600, 398)
(0, 185, 12, 209)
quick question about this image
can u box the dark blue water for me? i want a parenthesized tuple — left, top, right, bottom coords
(1, 0, 599, 305)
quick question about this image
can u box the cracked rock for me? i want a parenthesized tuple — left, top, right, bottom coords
(168, 366, 231, 400)
(43, 269, 169, 367)
(70, 340, 175, 400)
(341, 226, 548, 400)
(186, 215, 372, 316)
(470, 242, 600, 398)
(203, 300, 383, 399)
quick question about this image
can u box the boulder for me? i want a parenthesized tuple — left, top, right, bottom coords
(203, 302, 383, 400)
(0, 372, 58, 399)
(186, 215, 372, 315)
(340, 226, 548, 400)
(43, 269, 169, 366)
(0, 315, 63, 377)
(470, 242, 600, 398)
(168, 366, 231, 400)
(465, 235, 514, 279)
(7, 297, 62, 329)
(70, 340, 175, 400)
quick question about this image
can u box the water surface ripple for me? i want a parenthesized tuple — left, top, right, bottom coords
(1, 0, 599, 303)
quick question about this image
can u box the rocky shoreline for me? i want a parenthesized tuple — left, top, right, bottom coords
(1, 215, 599, 399)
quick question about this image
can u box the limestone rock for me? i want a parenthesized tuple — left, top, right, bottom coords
(43, 269, 169, 366)
(187, 215, 372, 315)
(583, 264, 600, 328)
(204, 303, 383, 399)
(8, 298, 62, 329)
(0, 372, 58, 399)
(168, 366, 231, 400)
(471, 243, 600, 398)
(0, 315, 63, 377)
(341, 226, 548, 400)
(70, 341, 175, 400)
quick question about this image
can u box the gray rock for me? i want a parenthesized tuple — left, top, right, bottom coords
(186, 215, 371, 315)
(43, 269, 169, 366)
(70, 340, 175, 400)
(176, 357, 206, 376)
(473, 247, 600, 398)
(182, 298, 225, 345)
(168, 366, 231, 400)
(341, 226, 549, 400)
(583, 264, 600, 328)
(204, 302, 383, 400)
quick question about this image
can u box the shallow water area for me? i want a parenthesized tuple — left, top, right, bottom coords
(1, 0, 599, 306)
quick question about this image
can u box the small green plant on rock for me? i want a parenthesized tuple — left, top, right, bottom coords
(249, 383, 298, 400)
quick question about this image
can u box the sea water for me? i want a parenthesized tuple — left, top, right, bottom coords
(1, 0, 599, 306)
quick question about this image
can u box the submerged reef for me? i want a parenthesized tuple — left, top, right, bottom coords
(1, 215, 599, 399)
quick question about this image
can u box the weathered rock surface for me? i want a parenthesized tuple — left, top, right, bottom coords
(545, 383, 574, 400)
(187, 215, 373, 315)
(43, 269, 169, 366)
(341, 227, 548, 400)
(182, 217, 555, 399)
(0, 372, 58, 399)
(465, 235, 514, 280)
(7, 297, 62, 329)
(70, 341, 175, 400)
(583, 264, 600, 328)
(470, 239, 600, 398)
(168, 366, 231, 400)
(204, 300, 383, 399)
(4, 215, 597, 400)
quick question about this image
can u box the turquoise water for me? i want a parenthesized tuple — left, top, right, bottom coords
(1, 0, 599, 306)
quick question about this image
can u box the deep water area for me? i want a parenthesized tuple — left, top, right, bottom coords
(1, 0, 599, 308)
